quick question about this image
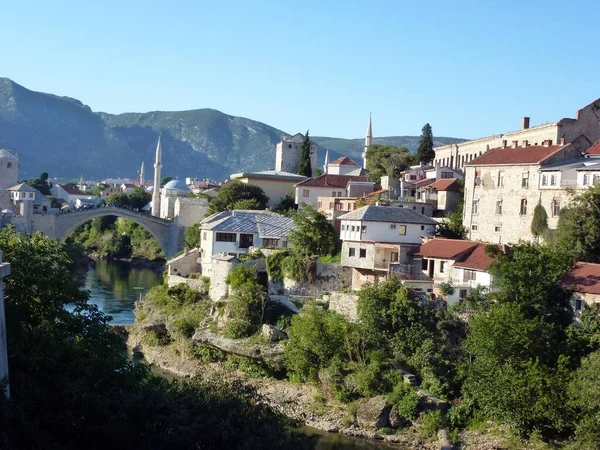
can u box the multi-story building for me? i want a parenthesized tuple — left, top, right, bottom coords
(294, 174, 372, 208)
(339, 205, 436, 290)
(229, 170, 306, 207)
(433, 98, 600, 173)
(199, 210, 295, 275)
(463, 141, 587, 244)
(416, 178, 462, 217)
(275, 133, 318, 174)
(325, 157, 365, 176)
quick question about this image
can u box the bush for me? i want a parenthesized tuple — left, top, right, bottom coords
(172, 316, 199, 339)
(421, 410, 442, 439)
(143, 329, 172, 347)
(226, 355, 272, 378)
(187, 344, 225, 363)
(387, 382, 421, 421)
(224, 266, 268, 339)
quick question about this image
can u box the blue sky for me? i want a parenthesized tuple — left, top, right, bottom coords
(1, 0, 598, 140)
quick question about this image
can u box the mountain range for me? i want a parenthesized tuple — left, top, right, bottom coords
(0, 78, 465, 180)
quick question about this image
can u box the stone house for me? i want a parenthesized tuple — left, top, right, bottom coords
(229, 170, 306, 207)
(199, 210, 295, 276)
(433, 98, 600, 173)
(416, 178, 462, 217)
(173, 197, 209, 228)
(417, 239, 500, 304)
(560, 262, 600, 320)
(275, 133, 318, 174)
(463, 141, 586, 244)
(294, 174, 372, 208)
(326, 156, 366, 176)
(339, 205, 437, 291)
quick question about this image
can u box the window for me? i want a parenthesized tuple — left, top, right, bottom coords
(441, 171, 453, 178)
(216, 232, 236, 242)
(439, 261, 446, 273)
(463, 270, 476, 281)
(471, 224, 478, 231)
(594, 175, 600, 186)
(496, 200, 503, 215)
(390, 224, 396, 229)
(472, 199, 479, 215)
(361, 226, 367, 233)
(288, 144, 292, 148)
(203, 232, 207, 241)
(262, 238, 279, 248)
(575, 299, 583, 312)
(338, 191, 343, 197)
(348, 247, 356, 257)
(390, 252, 398, 262)
(459, 289, 468, 299)
(552, 199, 561, 217)
(421, 207, 425, 214)
(302, 189, 309, 198)
(332, 191, 337, 197)
(520, 199, 527, 215)
(494, 225, 502, 232)
(422, 259, 428, 270)
(318, 201, 322, 208)
(359, 248, 366, 258)
(522, 172, 529, 188)
(329, 202, 333, 209)
(583, 174, 590, 186)
(550, 174, 557, 186)
(541, 174, 548, 186)
(398, 225, 407, 235)
(238, 233, 254, 249)
(497, 171, 504, 187)
(421, 225, 425, 230)
(351, 226, 355, 232)
(7, 162, 11, 169)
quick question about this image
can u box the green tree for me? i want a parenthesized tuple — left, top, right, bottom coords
(25, 172, 52, 196)
(365, 145, 415, 184)
(208, 180, 269, 214)
(416, 123, 435, 164)
(556, 186, 600, 262)
(127, 187, 152, 210)
(272, 194, 297, 216)
(568, 350, 600, 448)
(435, 210, 465, 239)
(224, 265, 268, 338)
(184, 223, 201, 249)
(160, 176, 173, 187)
(531, 202, 549, 240)
(296, 130, 312, 178)
(288, 205, 337, 257)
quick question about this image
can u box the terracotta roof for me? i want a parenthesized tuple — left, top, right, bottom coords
(364, 188, 387, 198)
(586, 140, 600, 156)
(453, 243, 500, 271)
(330, 156, 359, 166)
(560, 262, 600, 295)
(417, 239, 479, 259)
(122, 183, 136, 188)
(58, 184, 86, 195)
(295, 174, 366, 188)
(425, 178, 461, 192)
(466, 144, 569, 166)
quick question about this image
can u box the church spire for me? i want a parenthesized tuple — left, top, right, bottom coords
(151, 137, 162, 217)
(363, 114, 372, 169)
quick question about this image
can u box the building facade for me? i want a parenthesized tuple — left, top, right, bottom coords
(275, 133, 318, 174)
(294, 174, 371, 208)
(229, 170, 306, 207)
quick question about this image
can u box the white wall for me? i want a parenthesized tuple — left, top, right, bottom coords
(340, 219, 430, 244)
(296, 186, 345, 207)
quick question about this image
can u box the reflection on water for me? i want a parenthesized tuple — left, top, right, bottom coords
(84, 259, 163, 325)
(300, 427, 402, 449)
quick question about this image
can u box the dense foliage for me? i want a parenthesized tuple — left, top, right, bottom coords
(184, 222, 201, 249)
(106, 187, 151, 210)
(296, 130, 312, 178)
(365, 144, 415, 184)
(0, 227, 304, 449)
(207, 180, 269, 214)
(288, 205, 338, 257)
(531, 202, 549, 240)
(416, 123, 435, 164)
(24, 172, 52, 196)
(224, 265, 269, 338)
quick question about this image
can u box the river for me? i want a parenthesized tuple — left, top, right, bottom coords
(86, 260, 403, 449)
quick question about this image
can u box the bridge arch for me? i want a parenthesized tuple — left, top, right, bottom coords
(53, 207, 182, 257)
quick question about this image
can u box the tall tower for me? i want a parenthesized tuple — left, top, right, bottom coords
(151, 137, 162, 217)
(363, 114, 372, 169)
(323, 149, 329, 174)
(139, 161, 145, 187)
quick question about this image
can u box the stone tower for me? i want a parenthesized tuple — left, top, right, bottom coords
(0, 149, 19, 191)
(363, 115, 372, 169)
(140, 161, 145, 187)
(151, 137, 162, 217)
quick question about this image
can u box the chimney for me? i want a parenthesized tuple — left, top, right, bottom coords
(560, 135, 566, 145)
(522, 140, 528, 147)
(512, 140, 519, 148)
(542, 140, 550, 147)
(503, 140, 508, 148)
(521, 117, 530, 130)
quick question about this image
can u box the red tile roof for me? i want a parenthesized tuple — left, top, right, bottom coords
(122, 183, 136, 188)
(466, 144, 568, 166)
(58, 184, 85, 195)
(417, 239, 478, 259)
(453, 243, 500, 271)
(330, 156, 359, 166)
(295, 174, 367, 188)
(585, 140, 600, 156)
(364, 188, 387, 198)
(560, 262, 600, 295)
(425, 178, 461, 192)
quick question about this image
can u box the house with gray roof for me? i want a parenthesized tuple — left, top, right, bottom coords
(338, 205, 437, 290)
(199, 210, 295, 274)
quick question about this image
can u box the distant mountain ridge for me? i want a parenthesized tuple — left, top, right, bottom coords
(0, 78, 464, 180)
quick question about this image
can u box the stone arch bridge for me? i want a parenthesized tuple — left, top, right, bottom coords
(50, 207, 184, 257)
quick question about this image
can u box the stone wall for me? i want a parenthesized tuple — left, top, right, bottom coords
(326, 292, 359, 322)
(167, 248, 200, 277)
(208, 256, 239, 301)
(167, 274, 205, 291)
(283, 262, 351, 297)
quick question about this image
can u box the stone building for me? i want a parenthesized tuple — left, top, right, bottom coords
(463, 141, 586, 244)
(433, 99, 600, 172)
(275, 133, 317, 174)
(560, 262, 600, 320)
(294, 174, 372, 208)
(0, 149, 18, 191)
(229, 170, 306, 207)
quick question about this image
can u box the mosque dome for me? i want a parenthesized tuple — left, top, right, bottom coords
(164, 180, 191, 192)
(0, 149, 18, 161)
(146, 186, 154, 192)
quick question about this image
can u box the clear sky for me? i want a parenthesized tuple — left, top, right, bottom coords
(2, 0, 598, 140)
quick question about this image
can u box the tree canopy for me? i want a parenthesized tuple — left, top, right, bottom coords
(207, 180, 269, 215)
(365, 144, 415, 184)
(416, 123, 435, 164)
(106, 187, 151, 210)
(288, 205, 337, 257)
(25, 172, 52, 196)
(296, 130, 312, 178)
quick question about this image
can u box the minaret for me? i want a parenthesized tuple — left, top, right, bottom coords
(323, 149, 329, 174)
(151, 137, 162, 217)
(363, 114, 372, 169)
(78, 174, 84, 191)
(139, 161, 145, 187)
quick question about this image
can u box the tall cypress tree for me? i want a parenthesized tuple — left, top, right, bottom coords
(297, 130, 312, 177)
(416, 123, 435, 164)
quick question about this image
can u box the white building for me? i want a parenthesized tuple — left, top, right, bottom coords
(199, 210, 295, 275)
(159, 179, 191, 219)
(417, 239, 500, 304)
(295, 174, 372, 208)
(229, 170, 306, 207)
(120, 183, 137, 194)
(275, 133, 318, 174)
(51, 184, 99, 206)
(339, 205, 437, 290)
(327, 157, 366, 176)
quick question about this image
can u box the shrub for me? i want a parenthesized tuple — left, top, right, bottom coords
(226, 355, 271, 378)
(143, 329, 171, 347)
(387, 382, 421, 421)
(421, 410, 442, 439)
(224, 267, 269, 339)
(187, 344, 225, 363)
(172, 316, 198, 339)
